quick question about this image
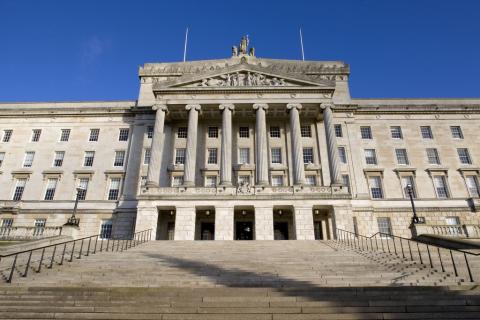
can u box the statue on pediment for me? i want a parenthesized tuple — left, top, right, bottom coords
(232, 36, 255, 57)
(239, 36, 249, 54)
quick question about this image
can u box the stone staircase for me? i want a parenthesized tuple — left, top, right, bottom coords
(0, 240, 479, 319)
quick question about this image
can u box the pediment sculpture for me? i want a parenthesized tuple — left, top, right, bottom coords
(188, 72, 298, 87)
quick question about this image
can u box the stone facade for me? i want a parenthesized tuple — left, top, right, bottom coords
(1, 45, 479, 241)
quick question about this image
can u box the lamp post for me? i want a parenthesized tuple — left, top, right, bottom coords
(65, 187, 84, 226)
(406, 184, 419, 224)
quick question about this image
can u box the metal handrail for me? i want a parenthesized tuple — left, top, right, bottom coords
(336, 228, 479, 283)
(0, 229, 153, 283)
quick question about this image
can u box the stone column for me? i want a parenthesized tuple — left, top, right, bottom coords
(183, 104, 201, 187)
(293, 205, 315, 240)
(287, 103, 306, 185)
(219, 104, 234, 186)
(146, 104, 168, 187)
(321, 103, 342, 185)
(253, 104, 269, 186)
(254, 206, 274, 240)
(174, 206, 196, 240)
(215, 206, 234, 240)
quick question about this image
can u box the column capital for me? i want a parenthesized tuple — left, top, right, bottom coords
(320, 102, 335, 110)
(185, 104, 201, 111)
(253, 103, 269, 111)
(287, 103, 302, 111)
(152, 104, 168, 112)
(219, 104, 235, 111)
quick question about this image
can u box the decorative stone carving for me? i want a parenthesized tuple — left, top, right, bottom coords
(236, 180, 252, 194)
(191, 72, 292, 87)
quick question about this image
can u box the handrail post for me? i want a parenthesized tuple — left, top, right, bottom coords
(70, 241, 76, 262)
(37, 248, 45, 272)
(380, 236, 385, 252)
(100, 238, 104, 252)
(400, 239, 405, 259)
(106, 238, 109, 252)
(375, 235, 379, 251)
(386, 236, 391, 253)
(86, 237, 91, 256)
(23, 251, 33, 277)
(392, 238, 397, 256)
(464, 252, 474, 282)
(450, 250, 458, 277)
(78, 239, 84, 259)
(437, 247, 444, 272)
(408, 240, 413, 261)
(370, 238, 373, 252)
(94, 236, 98, 254)
(60, 243, 67, 265)
(417, 242, 423, 265)
(49, 245, 57, 268)
(7, 254, 18, 283)
(426, 244, 433, 268)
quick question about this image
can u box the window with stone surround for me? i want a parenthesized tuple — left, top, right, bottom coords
(33, 219, 46, 237)
(364, 149, 377, 165)
(208, 126, 218, 138)
(23, 151, 35, 168)
(118, 128, 129, 141)
(465, 175, 480, 197)
(172, 175, 184, 187)
(53, 151, 65, 167)
(420, 126, 433, 139)
(144, 148, 151, 165)
(457, 148, 472, 165)
(433, 175, 449, 198)
(205, 175, 217, 187)
(401, 175, 416, 198)
(269, 126, 280, 138)
(360, 126, 372, 139)
(177, 127, 188, 138)
(147, 126, 154, 139)
(207, 148, 218, 164)
(377, 217, 392, 237)
(99, 220, 113, 239)
(342, 174, 350, 191)
(0, 152, 5, 167)
(77, 178, 89, 200)
(271, 148, 282, 164)
(60, 129, 70, 142)
(239, 148, 249, 164)
(303, 148, 314, 164)
(12, 178, 26, 201)
(368, 176, 383, 199)
(426, 148, 441, 165)
(107, 178, 121, 200)
(390, 126, 403, 139)
(175, 148, 186, 164)
(44, 178, 58, 201)
(89, 129, 100, 142)
(1, 218, 13, 228)
(305, 175, 316, 186)
(271, 175, 284, 187)
(114, 151, 125, 167)
(2, 129, 12, 142)
(239, 127, 249, 138)
(395, 149, 409, 165)
(334, 124, 343, 138)
(31, 129, 41, 142)
(83, 151, 95, 167)
(238, 175, 250, 185)
(301, 125, 312, 138)
(338, 147, 347, 164)
(450, 126, 463, 139)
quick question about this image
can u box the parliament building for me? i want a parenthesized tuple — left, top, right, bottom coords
(1, 40, 479, 241)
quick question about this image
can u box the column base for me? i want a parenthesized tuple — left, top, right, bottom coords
(145, 181, 159, 188)
(256, 181, 270, 187)
(182, 181, 195, 187)
(219, 182, 233, 187)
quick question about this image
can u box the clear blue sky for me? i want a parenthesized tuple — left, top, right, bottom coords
(1, 0, 479, 101)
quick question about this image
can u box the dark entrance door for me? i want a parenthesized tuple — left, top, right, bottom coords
(167, 222, 175, 240)
(314, 221, 323, 240)
(236, 221, 253, 240)
(201, 222, 215, 240)
(274, 222, 289, 240)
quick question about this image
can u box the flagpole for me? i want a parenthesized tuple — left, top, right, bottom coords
(183, 27, 189, 62)
(299, 28, 305, 61)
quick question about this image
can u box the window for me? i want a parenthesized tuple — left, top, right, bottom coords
(395, 149, 409, 165)
(338, 147, 347, 164)
(239, 127, 249, 138)
(83, 151, 95, 167)
(114, 151, 125, 167)
(301, 125, 312, 138)
(1, 218, 13, 228)
(60, 129, 70, 142)
(31, 129, 41, 142)
(13, 179, 26, 201)
(107, 178, 121, 200)
(445, 216, 460, 226)
(377, 217, 392, 237)
(364, 149, 377, 165)
(77, 178, 89, 200)
(433, 175, 449, 198)
(271, 175, 284, 187)
(23, 151, 35, 167)
(53, 151, 65, 167)
(450, 126, 463, 139)
(207, 148, 218, 164)
(147, 126, 154, 139)
(360, 126, 372, 139)
(426, 148, 441, 165)
(2, 129, 12, 142)
(465, 175, 480, 197)
(172, 176, 184, 187)
(0, 152, 5, 167)
(303, 148, 314, 164)
(401, 175, 416, 198)
(33, 219, 46, 236)
(208, 126, 218, 138)
(239, 148, 249, 164)
(342, 174, 350, 190)
(420, 126, 433, 139)
(368, 176, 383, 199)
(99, 220, 113, 239)
(177, 127, 188, 138)
(144, 148, 151, 165)
(270, 126, 280, 138)
(175, 148, 186, 164)
(271, 148, 282, 164)
(390, 126, 403, 139)
(238, 175, 250, 185)
(305, 175, 316, 186)
(334, 124, 343, 137)
(205, 176, 217, 187)
(89, 129, 100, 142)
(457, 148, 472, 165)
(118, 128, 129, 141)
(44, 178, 58, 200)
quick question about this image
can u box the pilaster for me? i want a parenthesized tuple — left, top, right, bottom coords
(214, 206, 234, 240)
(174, 206, 196, 240)
(254, 205, 274, 240)
(293, 205, 315, 240)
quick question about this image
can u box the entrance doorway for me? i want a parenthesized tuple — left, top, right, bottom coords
(313, 208, 331, 240)
(201, 222, 215, 240)
(273, 208, 295, 240)
(234, 208, 255, 240)
(274, 222, 289, 240)
(156, 210, 176, 240)
(195, 208, 215, 240)
(236, 221, 253, 240)
(314, 221, 323, 240)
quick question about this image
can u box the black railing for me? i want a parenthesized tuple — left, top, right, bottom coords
(336, 228, 479, 283)
(0, 229, 152, 283)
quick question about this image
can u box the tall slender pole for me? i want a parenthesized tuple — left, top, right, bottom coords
(299, 28, 305, 61)
(183, 27, 189, 62)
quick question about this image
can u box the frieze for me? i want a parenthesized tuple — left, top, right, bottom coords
(187, 72, 297, 88)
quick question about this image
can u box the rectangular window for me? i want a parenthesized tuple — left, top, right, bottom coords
(450, 126, 463, 139)
(13, 179, 27, 201)
(301, 125, 312, 138)
(205, 176, 217, 187)
(338, 147, 347, 164)
(369, 176, 383, 199)
(390, 126, 403, 139)
(208, 126, 218, 138)
(239, 127, 249, 138)
(53, 151, 65, 167)
(334, 124, 343, 138)
(99, 220, 113, 239)
(175, 148, 186, 164)
(77, 178, 89, 200)
(377, 217, 393, 237)
(270, 126, 280, 138)
(238, 175, 250, 185)
(83, 151, 95, 167)
(2, 129, 12, 142)
(172, 175, 184, 187)
(395, 149, 409, 165)
(119, 128, 129, 141)
(271, 148, 282, 164)
(420, 126, 433, 139)
(107, 178, 121, 200)
(271, 175, 284, 187)
(239, 148, 249, 164)
(433, 175, 449, 198)
(144, 148, 151, 165)
(177, 127, 188, 138)
(0, 152, 5, 167)
(207, 148, 218, 164)
(457, 148, 472, 165)
(89, 129, 100, 142)
(445, 216, 460, 226)
(342, 174, 350, 190)
(426, 148, 441, 165)
(401, 175, 416, 198)
(23, 151, 35, 167)
(60, 129, 70, 142)
(305, 175, 316, 186)
(33, 219, 46, 236)
(360, 126, 372, 139)
(303, 148, 314, 164)
(31, 129, 41, 142)
(364, 149, 377, 165)
(465, 175, 480, 197)
(44, 178, 58, 201)
(114, 151, 125, 167)
(147, 126, 154, 139)
(1, 218, 13, 228)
